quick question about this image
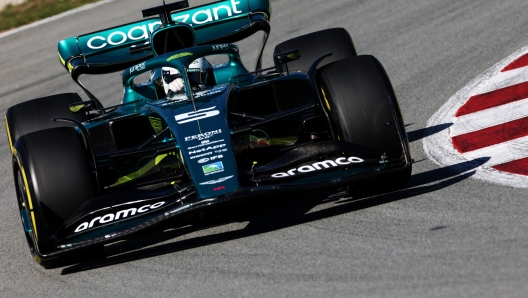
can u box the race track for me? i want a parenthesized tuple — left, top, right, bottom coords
(1, 0, 528, 296)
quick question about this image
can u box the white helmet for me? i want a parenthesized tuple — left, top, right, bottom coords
(162, 57, 211, 94)
(162, 67, 181, 94)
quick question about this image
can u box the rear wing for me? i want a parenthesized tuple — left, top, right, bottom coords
(58, 0, 271, 78)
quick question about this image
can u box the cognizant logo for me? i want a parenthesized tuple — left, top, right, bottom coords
(86, 0, 244, 50)
(74, 201, 166, 233)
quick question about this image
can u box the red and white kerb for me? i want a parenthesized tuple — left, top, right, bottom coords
(425, 46, 528, 188)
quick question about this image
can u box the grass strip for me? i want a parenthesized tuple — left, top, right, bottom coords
(0, 0, 100, 32)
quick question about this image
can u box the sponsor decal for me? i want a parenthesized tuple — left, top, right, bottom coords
(172, 0, 243, 25)
(190, 152, 213, 160)
(86, 1, 243, 50)
(212, 44, 229, 51)
(130, 61, 146, 74)
(197, 154, 223, 164)
(74, 201, 166, 233)
(175, 106, 219, 124)
(135, 82, 151, 87)
(189, 144, 226, 155)
(199, 175, 234, 185)
(188, 139, 225, 150)
(213, 62, 229, 69)
(271, 156, 365, 178)
(166, 93, 188, 103)
(202, 161, 224, 175)
(167, 52, 193, 61)
(210, 154, 224, 161)
(213, 186, 226, 191)
(194, 89, 223, 98)
(185, 129, 222, 142)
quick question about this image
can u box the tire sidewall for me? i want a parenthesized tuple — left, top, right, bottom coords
(13, 127, 95, 259)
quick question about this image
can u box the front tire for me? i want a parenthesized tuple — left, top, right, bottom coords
(14, 127, 96, 268)
(319, 56, 411, 193)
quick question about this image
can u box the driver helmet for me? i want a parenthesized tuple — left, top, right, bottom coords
(162, 57, 211, 94)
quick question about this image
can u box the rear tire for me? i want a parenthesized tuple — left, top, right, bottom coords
(319, 56, 411, 193)
(14, 127, 96, 268)
(274, 28, 357, 72)
(5, 93, 86, 151)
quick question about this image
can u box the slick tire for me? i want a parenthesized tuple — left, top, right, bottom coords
(13, 127, 97, 268)
(273, 28, 357, 72)
(5, 93, 87, 151)
(318, 56, 411, 194)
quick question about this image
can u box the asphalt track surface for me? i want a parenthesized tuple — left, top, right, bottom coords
(1, 0, 528, 297)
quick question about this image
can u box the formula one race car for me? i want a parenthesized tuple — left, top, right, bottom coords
(5, 0, 411, 268)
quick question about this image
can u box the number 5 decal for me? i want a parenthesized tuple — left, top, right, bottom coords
(175, 106, 219, 124)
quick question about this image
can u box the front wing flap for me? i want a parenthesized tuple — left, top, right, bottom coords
(35, 153, 410, 261)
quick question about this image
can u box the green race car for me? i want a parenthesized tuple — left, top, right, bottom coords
(5, 0, 411, 268)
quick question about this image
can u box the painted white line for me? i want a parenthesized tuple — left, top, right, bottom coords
(462, 135, 528, 167)
(451, 98, 528, 137)
(423, 44, 528, 188)
(0, 0, 117, 40)
(470, 65, 528, 96)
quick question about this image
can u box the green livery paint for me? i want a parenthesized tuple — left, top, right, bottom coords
(118, 44, 245, 198)
(57, 0, 271, 75)
(8, 0, 413, 267)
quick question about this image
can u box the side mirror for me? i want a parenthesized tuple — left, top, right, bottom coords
(274, 48, 302, 74)
(69, 100, 96, 114)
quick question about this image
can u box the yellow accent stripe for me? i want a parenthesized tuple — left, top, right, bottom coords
(33, 254, 42, 264)
(167, 52, 193, 61)
(111, 154, 170, 187)
(321, 88, 332, 111)
(31, 212, 38, 239)
(287, 52, 301, 60)
(4, 116, 14, 153)
(19, 163, 38, 241)
(58, 52, 65, 66)
(6, 117, 39, 241)
(70, 104, 84, 113)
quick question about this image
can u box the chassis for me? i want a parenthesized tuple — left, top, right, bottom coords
(5, 0, 411, 268)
